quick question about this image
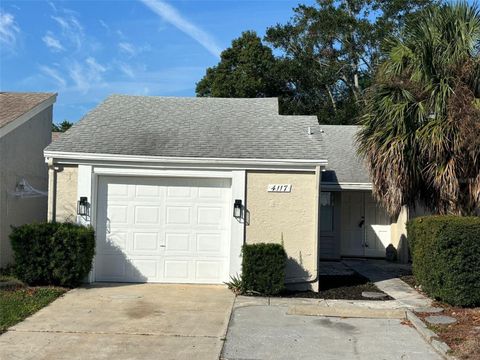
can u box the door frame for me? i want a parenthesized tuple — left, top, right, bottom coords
(77, 165, 246, 283)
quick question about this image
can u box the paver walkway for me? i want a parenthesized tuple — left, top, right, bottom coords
(343, 259, 432, 309)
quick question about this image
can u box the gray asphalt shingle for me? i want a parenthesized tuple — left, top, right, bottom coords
(45, 95, 326, 161)
(319, 125, 370, 184)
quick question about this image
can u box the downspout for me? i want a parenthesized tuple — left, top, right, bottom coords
(46, 157, 56, 222)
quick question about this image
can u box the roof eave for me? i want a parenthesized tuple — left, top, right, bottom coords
(44, 150, 328, 170)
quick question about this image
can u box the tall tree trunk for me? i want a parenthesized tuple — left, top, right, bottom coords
(325, 84, 337, 114)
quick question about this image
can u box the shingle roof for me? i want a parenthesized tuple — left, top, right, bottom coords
(319, 125, 370, 184)
(0, 92, 56, 128)
(46, 95, 326, 161)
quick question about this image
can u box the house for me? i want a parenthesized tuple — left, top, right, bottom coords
(0, 92, 57, 267)
(44, 95, 408, 290)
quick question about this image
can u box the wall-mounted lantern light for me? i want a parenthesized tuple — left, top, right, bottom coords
(77, 196, 89, 217)
(233, 199, 242, 219)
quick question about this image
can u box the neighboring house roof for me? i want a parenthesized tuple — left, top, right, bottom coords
(0, 92, 56, 128)
(51, 132, 63, 142)
(45, 95, 326, 162)
(319, 125, 370, 184)
(0, 92, 57, 138)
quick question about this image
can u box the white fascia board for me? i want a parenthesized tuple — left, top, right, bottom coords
(321, 182, 372, 190)
(44, 151, 328, 170)
(0, 95, 57, 138)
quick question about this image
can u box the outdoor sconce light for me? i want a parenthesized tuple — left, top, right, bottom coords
(233, 199, 242, 219)
(77, 196, 89, 216)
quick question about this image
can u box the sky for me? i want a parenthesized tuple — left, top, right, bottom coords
(0, 0, 312, 123)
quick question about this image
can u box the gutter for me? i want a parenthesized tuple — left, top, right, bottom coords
(44, 151, 328, 167)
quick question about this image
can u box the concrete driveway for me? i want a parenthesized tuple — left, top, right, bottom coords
(222, 301, 443, 360)
(0, 283, 234, 360)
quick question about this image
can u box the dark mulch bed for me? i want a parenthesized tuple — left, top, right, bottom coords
(400, 275, 417, 288)
(280, 272, 393, 300)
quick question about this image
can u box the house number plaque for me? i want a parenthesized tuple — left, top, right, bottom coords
(267, 184, 292, 192)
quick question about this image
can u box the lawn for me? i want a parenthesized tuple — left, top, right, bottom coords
(0, 279, 66, 333)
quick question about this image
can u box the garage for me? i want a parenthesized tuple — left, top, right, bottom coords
(94, 176, 232, 283)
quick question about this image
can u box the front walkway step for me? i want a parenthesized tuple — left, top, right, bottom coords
(425, 315, 457, 325)
(343, 260, 432, 309)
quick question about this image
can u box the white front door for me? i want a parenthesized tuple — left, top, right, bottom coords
(364, 193, 391, 257)
(340, 191, 391, 258)
(340, 192, 365, 257)
(95, 176, 231, 283)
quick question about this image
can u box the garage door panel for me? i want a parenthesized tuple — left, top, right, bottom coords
(195, 261, 223, 281)
(197, 206, 224, 226)
(165, 232, 191, 252)
(96, 254, 127, 279)
(166, 206, 191, 225)
(164, 260, 190, 280)
(96, 176, 231, 284)
(108, 205, 129, 224)
(134, 206, 161, 224)
(132, 232, 160, 251)
(167, 186, 192, 198)
(100, 231, 128, 254)
(129, 259, 158, 281)
(196, 233, 223, 253)
(135, 184, 161, 198)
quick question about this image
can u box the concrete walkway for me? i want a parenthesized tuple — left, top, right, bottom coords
(222, 301, 442, 360)
(0, 283, 234, 360)
(343, 259, 432, 309)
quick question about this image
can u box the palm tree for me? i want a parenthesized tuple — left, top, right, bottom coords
(357, 1, 480, 216)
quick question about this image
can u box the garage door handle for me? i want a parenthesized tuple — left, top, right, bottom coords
(160, 245, 166, 247)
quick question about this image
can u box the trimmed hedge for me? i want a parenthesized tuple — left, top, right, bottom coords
(242, 243, 286, 295)
(10, 222, 95, 287)
(407, 216, 480, 307)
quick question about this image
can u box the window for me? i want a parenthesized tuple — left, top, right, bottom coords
(320, 192, 334, 232)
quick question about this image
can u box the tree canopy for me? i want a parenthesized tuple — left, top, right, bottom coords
(196, 0, 437, 124)
(196, 31, 284, 98)
(357, 2, 480, 216)
(52, 120, 73, 132)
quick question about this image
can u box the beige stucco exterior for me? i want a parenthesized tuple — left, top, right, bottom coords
(48, 165, 78, 222)
(245, 170, 320, 289)
(0, 106, 53, 267)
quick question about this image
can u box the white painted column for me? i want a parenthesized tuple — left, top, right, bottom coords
(76, 165, 93, 226)
(229, 170, 246, 278)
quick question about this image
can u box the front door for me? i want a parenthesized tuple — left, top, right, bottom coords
(340, 191, 391, 258)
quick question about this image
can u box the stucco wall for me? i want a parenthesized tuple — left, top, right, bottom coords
(49, 166, 78, 222)
(0, 106, 52, 267)
(390, 205, 409, 263)
(245, 171, 319, 287)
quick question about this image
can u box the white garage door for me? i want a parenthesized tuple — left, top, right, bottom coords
(95, 176, 231, 283)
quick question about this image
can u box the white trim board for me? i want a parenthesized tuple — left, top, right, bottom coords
(0, 95, 57, 138)
(321, 182, 372, 191)
(44, 151, 328, 168)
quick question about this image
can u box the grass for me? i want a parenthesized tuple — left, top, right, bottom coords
(0, 274, 66, 333)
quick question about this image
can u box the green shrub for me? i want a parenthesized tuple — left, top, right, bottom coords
(242, 243, 286, 295)
(407, 216, 480, 307)
(10, 222, 95, 287)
